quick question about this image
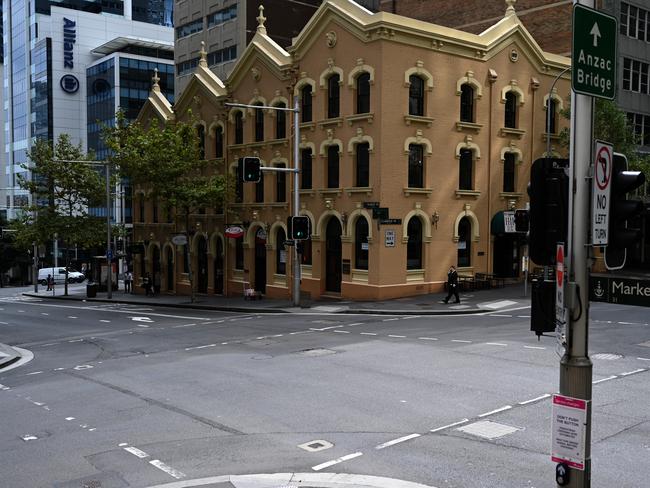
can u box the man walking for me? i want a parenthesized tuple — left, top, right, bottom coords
(124, 270, 132, 293)
(443, 265, 460, 304)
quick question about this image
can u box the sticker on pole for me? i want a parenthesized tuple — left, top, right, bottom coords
(551, 394, 588, 470)
(592, 140, 613, 245)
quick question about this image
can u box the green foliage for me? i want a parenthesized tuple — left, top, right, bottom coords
(11, 134, 107, 250)
(103, 111, 231, 218)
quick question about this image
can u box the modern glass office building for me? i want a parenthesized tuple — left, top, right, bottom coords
(2, 0, 174, 220)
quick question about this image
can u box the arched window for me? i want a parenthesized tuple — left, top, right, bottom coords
(406, 217, 423, 270)
(457, 217, 471, 267)
(354, 217, 369, 270)
(408, 75, 425, 116)
(503, 153, 516, 192)
(327, 145, 339, 188)
(301, 148, 312, 189)
(356, 142, 370, 187)
(235, 237, 244, 270)
(254, 103, 264, 142)
(301, 85, 313, 122)
(546, 98, 558, 134)
(215, 126, 224, 158)
(255, 171, 264, 203)
(356, 73, 370, 114)
(460, 84, 474, 122)
(275, 103, 286, 139)
(234, 111, 243, 144)
(408, 144, 424, 188)
(459, 149, 473, 190)
(327, 74, 340, 118)
(276, 228, 286, 275)
(276, 163, 286, 202)
(197, 125, 205, 159)
(504, 91, 517, 128)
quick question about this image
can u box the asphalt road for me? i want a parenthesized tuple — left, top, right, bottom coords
(0, 287, 648, 488)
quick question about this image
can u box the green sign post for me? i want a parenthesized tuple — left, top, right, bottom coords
(572, 4, 617, 99)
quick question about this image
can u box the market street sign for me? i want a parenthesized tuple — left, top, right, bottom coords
(572, 4, 617, 99)
(589, 274, 650, 307)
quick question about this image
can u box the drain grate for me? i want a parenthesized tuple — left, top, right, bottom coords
(298, 439, 333, 452)
(457, 420, 521, 440)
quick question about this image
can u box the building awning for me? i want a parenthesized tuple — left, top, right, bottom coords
(91, 36, 174, 56)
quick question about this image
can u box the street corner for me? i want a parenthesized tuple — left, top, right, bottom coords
(146, 472, 439, 488)
(0, 344, 34, 372)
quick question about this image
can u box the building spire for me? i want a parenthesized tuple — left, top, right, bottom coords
(199, 41, 208, 68)
(152, 68, 160, 92)
(505, 0, 516, 16)
(256, 4, 267, 35)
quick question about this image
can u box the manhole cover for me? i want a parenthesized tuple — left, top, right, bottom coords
(298, 348, 337, 357)
(298, 439, 333, 452)
(592, 353, 622, 360)
(457, 420, 521, 440)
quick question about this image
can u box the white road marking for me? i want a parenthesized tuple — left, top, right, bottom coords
(172, 324, 197, 328)
(637, 357, 650, 361)
(100, 320, 111, 323)
(149, 460, 186, 479)
(360, 332, 377, 336)
(271, 334, 283, 337)
(67, 316, 78, 319)
(40, 343, 59, 347)
(347, 322, 363, 326)
(73, 365, 93, 370)
(333, 330, 350, 334)
(54, 367, 66, 371)
(124, 446, 149, 458)
(618, 321, 637, 325)
(21, 435, 38, 441)
(41, 313, 49, 316)
(593, 375, 617, 384)
(485, 342, 508, 346)
(310, 325, 344, 331)
(65, 417, 75, 421)
(383, 318, 400, 322)
(25, 371, 43, 375)
(88, 428, 96, 432)
(451, 340, 472, 343)
(221, 342, 229, 345)
(518, 393, 551, 405)
(517, 315, 531, 318)
(388, 335, 406, 338)
(118, 442, 128, 447)
(401, 316, 421, 320)
(478, 405, 512, 418)
(375, 433, 421, 450)
(487, 314, 512, 318)
(619, 369, 645, 376)
(430, 418, 469, 433)
(185, 344, 217, 351)
(312, 452, 363, 471)
(0, 321, 9, 325)
(524, 345, 546, 350)
(418, 337, 438, 341)
(68, 339, 83, 343)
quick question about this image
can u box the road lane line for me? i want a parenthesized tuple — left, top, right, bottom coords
(486, 342, 508, 346)
(383, 318, 400, 322)
(388, 335, 406, 338)
(637, 357, 650, 361)
(124, 446, 149, 458)
(418, 337, 438, 341)
(100, 320, 111, 323)
(25, 371, 43, 376)
(488, 314, 512, 318)
(478, 405, 512, 418)
(430, 418, 469, 433)
(451, 340, 472, 343)
(149, 460, 186, 479)
(312, 452, 363, 471)
(360, 332, 377, 336)
(185, 344, 216, 351)
(333, 330, 350, 334)
(401, 316, 421, 320)
(518, 393, 551, 405)
(593, 375, 617, 384)
(347, 322, 363, 326)
(524, 346, 546, 350)
(172, 323, 197, 328)
(375, 433, 421, 450)
(619, 369, 645, 376)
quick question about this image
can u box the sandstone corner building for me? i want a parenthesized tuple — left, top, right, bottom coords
(133, 0, 570, 301)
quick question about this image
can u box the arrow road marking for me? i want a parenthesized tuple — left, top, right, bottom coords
(590, 22, 601, 47)
(128, 316, 154, 323)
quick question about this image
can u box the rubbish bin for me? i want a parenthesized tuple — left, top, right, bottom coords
(86, 282, 97, 298)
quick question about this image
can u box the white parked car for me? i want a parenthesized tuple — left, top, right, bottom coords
(38, 267, 86, 285)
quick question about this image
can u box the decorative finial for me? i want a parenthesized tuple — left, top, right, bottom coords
(256, 5, 267, 34)
(152, 68, 160, 92)
(505, 0, 516, 16)
(199, 41, 208, 67)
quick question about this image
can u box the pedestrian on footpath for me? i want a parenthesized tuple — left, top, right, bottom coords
(46, 274, 53, 291)
(143, 272, 153, 297)
(443, 265, 460, 304)
(124, 271, 132, 293)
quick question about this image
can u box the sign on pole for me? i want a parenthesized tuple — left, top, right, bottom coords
(572, 4, 617, 99)
(556, 243, 566, 325)
(503, 211, 516, 233)
(591, 141, 613, 245)
(551, 394, 588, 470)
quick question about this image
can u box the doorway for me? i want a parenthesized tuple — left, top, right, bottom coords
(152, 246, 161, 294)
(254, 227, 267, 294)
(197, 236, 208, 294)
(165, 247, 174, 292)
(493, 235, 521, 278)
(325, 218, 342, 293)
(214, 238, 224, 294)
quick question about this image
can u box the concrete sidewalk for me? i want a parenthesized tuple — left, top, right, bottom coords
(21, 281, 531, 315)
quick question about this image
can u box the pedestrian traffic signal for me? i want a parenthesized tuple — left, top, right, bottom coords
(289, 216, 310, 240)
(605, 153, 646, 270)
(241, 157, 261, 182)
(514, 209, 529, 233)
(528, 158, 569, 265)
(531, 278, 556, 338)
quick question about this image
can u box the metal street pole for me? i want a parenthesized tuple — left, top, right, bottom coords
(33, 241, 38, 293)
(561, 2, 593, 485)
(106, 163, 112, 299)
(293, 96, 301, 307)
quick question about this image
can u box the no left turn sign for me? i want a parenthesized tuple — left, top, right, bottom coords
(592, 141, 613, 245)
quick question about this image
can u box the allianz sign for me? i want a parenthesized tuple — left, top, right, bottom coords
(63, 18, 76, 69)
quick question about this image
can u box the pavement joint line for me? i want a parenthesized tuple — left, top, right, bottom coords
(375, 433, 421, 450)
(518, 393, 551, 405)
(477, 405, 512, 417)
(150, 459, 186, 480)
(593, 375, 617, 384)
(619, 369, 645, 376)
(430, 418, 470, 433)
(311, 451, 363, 471)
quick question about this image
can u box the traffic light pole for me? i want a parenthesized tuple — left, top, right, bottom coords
(561, 34, 593, 487)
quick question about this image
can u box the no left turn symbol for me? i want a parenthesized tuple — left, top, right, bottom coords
(595, 145, 612, 191)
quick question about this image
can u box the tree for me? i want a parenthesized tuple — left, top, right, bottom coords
(104, 111, 231, 302)
(12, 135, 107, 294)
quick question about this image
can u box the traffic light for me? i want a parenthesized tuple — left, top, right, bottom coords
(514, 209, 529, 233)
(605, 153, 646, 270)
(289, 216, 310, 240)
(531, 278, 556, 338)
(528, 158, 569, 265)
(241, 157, 261, 182)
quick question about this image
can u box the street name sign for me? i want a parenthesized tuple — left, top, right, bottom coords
(572, 4, 617, 99)
(591, 140, 613, 245)
(551, 394, 588, 471)
(590, 274, 650, 307)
